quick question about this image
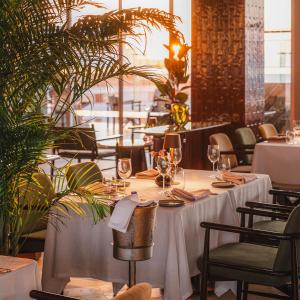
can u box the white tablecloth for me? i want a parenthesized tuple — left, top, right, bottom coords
(42, 170, 271, 300)
(252, 142, 300, 186)
(0, 256, 41, 300)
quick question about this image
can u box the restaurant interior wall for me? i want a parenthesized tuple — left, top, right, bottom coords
(191, 0, 264, 128)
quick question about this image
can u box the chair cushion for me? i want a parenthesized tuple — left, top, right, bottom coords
(258, 124, 278, 140)
(253, 220, 286, 233)
(235, 128, 256, 165)
(231, 165, 252, 173)
(207, 242, 290, 286)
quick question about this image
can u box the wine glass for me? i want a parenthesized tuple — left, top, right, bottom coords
(117, 158, 132, 190)
(218, 156, 231, 175)
(173, 167, 185, 189)
(207, 145, 220, 174)
(286, 130, 295, 144)
(168, 147, 182, 175)
(156, 156, 170, 192)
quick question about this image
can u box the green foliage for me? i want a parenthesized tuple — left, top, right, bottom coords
(157, 42, 191, 104)
(0, 0, 180, 254)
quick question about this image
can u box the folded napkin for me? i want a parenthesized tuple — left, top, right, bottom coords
(171, 188, 211, 201)
(136, 169, 159, 179)
(221, 171, 257, 185)
(77, 182, 114, 195)
(108, 193, 153, 233)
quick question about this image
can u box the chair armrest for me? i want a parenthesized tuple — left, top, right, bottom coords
(30, 290, 75, 300)
(237, 207, 289, 220)
(200, 222, 291, 240)
(269, 189, 300, 198)
(245, 201, 293, 213)
(96, 134, 122, 142)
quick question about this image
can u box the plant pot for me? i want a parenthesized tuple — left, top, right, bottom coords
(112, 202, 157, 261)
(171, 103, 189, 129)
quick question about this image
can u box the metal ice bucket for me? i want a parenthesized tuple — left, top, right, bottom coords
(112, 202, 157, 261)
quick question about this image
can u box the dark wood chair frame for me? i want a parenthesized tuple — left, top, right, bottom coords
(53, 125, 121, 171)
(30, 290, 75, 300)
(200, 189, 300, 300)
(200, 221, 300, 300)
(220, 144, 255, 166)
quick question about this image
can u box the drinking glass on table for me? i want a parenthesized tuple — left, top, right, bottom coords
(218, 156, 231, 172)
(207, 145, 220, 174)
(168, 147, 182, 174)
(117, 158, 132, 190)
(286, 130, 295, 144)
(156, 156, 170, 192)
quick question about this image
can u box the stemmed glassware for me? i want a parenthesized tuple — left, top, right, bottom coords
(207, 145, 220, 175)
(218, 156, 231, 174)
(117, 158, 132, 190)
(168, 147, 182, 175)
(156, 156, 170, 192)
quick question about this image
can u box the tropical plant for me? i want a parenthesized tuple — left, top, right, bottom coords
(0, 0, 181, 255)
(157, 41, 191, 104)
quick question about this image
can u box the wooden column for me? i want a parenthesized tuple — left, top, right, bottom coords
(191, 0, 264, 127)
(291, 0, 300, 121)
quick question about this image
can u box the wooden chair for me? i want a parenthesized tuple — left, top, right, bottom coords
(209, 133, 254, 173)
(200, 204, 300, 300)
(54, 125, 121, 171)
(30, 283, 152, 300)
(65, 161, 103, 190)
(116, 143, 147, 177)
(258, 123, 278, 140)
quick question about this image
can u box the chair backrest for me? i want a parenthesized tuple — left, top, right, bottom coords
(66, 162, 103, 190)
(19, 173, 55, 234)
(209, 133, 238, 168)
(116, 144, 147, 176)
(274, 204, 300, 272)
(258, 124, 278, 140)
(55, 125, 97, 153)
(112, 283, 152, 300)
(235, 127, 256, 165)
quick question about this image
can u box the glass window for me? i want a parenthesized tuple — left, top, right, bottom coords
(264, 0, 291, 132)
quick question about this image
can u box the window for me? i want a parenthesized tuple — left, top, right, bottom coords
(264, 0, 291, 132)
(61, 0, 191, 140)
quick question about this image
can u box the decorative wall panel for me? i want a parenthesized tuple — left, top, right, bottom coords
(191, 0, 264, 126)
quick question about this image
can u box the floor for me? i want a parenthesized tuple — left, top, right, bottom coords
(61, 276, 284, 300)
(34, 253, 284, 300)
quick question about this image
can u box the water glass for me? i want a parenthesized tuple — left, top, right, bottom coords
(218, 156, 231, 172)
(156, 156, 170, 191)
(117, 158, 132, 190)
(207, 145, 220, 172)
(173, 167, 185, 189)
(286, 130, 295, 144)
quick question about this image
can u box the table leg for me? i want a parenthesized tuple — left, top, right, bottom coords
(128, 261, 136, 288)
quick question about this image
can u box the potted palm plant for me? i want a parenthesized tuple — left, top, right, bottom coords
(0, 0, 181, 255)
(157, 41, 191, 129)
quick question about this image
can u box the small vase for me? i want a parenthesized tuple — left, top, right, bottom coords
(171, 103, 189, 130)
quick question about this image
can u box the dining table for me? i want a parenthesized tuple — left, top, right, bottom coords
(0, 256, 41, 300)
(252, 141, 300, 187)
(42, 170, 272, 300)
